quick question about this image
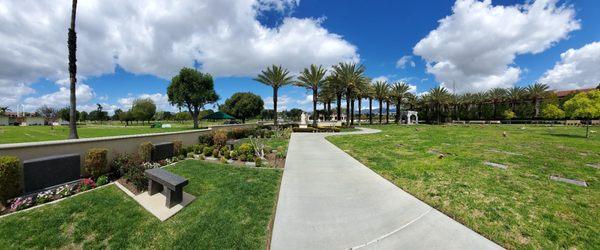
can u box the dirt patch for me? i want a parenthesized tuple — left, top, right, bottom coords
(117, 178, 144, 195)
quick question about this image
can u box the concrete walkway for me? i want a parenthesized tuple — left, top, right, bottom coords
(271, 128, 502, 250)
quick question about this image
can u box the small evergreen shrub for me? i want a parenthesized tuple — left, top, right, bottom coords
(239, 154, 247, 162)
(198, 134, 213, 145)
(213, 130, 228, 148)
(230, 150, 238, 160)
(96, 175, 109, 186)
(212, 148, 220, 158)
(238, 143, 253, 156)
(138, 142, 153, 162)
(187, 152, 195, 158)
(85, 148, 108, 178)
(173, 140, 183, 156)
(203, 146, 214, 157)
(220, 157, 228, 164)
(0, 156, 21, 204)
(255, 157, 263, 167)
(193, 144, 205, 154)
(264, 146, 273, 154)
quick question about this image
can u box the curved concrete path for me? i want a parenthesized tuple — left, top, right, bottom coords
(271, 128, 502, 250)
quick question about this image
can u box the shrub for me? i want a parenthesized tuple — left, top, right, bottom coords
(178, 154, 185, 161)
(187, 152, 195, 158)
(123, 164, 146, 191)
(35, 190, 54, 205)
(85, 148, 108, 179)
(138, 142, 153, 162)
(212, 148, 220, 158)
(292, 127, 316, 133)
(198, 154, 205, 160)
(193, 144, 205, 154)
(213, 130, 228, 148)
(230, 150, 238, 160)
(238, 143, 254, 156)
(198, 134, 213, 145)
(264, 146, 273, 154)
(56, 185, 73, 198)
(10, 197, 33, 211)
(96, 175, 109, 186)
(203, 146, 214, 157)
(173, 140, 183, 156)
(111, 153, 141, 178)
(0, 156, 21, 204)
(220, 147, 230, 158)
(227, 127, 251, 139)
(78, 178, 96, 192)
(239, 154, 247, 162)
(220, 157, 228, 164)
(255, 157, 263, 167)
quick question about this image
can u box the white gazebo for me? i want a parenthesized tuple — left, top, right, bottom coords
(403, 111, 419, 124)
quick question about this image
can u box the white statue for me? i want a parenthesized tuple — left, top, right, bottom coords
(299, 112, 308, 128)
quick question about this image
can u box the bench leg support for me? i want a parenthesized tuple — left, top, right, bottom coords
(165, 187, 183, 208)
(148, 179, 163, 196)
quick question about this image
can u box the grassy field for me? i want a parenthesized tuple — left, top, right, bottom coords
(0, 160, 282, 249)
(328, 125, 599, 249)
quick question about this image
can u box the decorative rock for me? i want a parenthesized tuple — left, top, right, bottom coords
(550, 175, 587, 187)
(484, 161, 508, 170)
(227, 159, 234, 164)
(205, 157, 218, 161)
(245, 162, 256, 167)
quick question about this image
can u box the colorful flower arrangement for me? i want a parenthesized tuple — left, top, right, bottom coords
(141, 162, 161, 170)
(35, 190, 54, 205)
(78, 178, 97, 192)
(10, 197, 33, 211)
(56, 184, 74, 198)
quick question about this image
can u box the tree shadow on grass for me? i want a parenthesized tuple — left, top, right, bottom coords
(546, 133, 587, 139)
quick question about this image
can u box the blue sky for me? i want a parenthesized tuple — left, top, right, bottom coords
(1, 0, 599, 114)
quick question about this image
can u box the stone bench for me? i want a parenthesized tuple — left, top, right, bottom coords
(145, 168, 189, 208)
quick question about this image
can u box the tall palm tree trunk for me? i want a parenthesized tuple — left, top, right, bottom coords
(358, 98, 362, 125)
(369, 98, 373, 124)
(346, 90, 351, 125)
(350, 98, 355, 125)
(312, 89, 318, 126)
(385, 100, 390, 124)
(68, 0, 79, 139)
(395, 98, 401, 124)
(336, 94, 342, 121)
(273, 87, 278, 126)
(534, 98, 541, 118)
(327, 100, 331, 121)
(378, 99, 383, 124)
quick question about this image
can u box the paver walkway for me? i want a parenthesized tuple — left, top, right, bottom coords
(271, 128, 502, 250)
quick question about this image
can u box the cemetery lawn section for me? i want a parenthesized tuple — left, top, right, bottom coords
(0, 160, 282, 249)
(0, 125, 192, 144)
(327, 125, 599, 249)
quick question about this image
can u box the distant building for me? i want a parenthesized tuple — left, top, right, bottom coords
(555, 88, 595, 100)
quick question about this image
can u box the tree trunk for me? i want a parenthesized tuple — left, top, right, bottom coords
(191, 108, 199, 129)
(379, 100, 383, 124)
(386, 100, 390, 124)
(534, 98, 540, 118)
(395, 98, 401, 124)
(336, 94, 342, 121)
(312, 89, 318, 127)
(273, 87, 278, 126)
(346, 90, 351, 125)
(68, 0, 79, 139)
(327, 100, 331, 121)
(350, 98, 355, 126)
(358, 98, 362, 125)
(369, 98, 373, 125)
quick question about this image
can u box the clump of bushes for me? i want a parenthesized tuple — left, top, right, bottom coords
(138, 142, 153, 162)
(292, 127, 316, 133)
(85, 148, 108, 179)
(96, 175, 109, 186)
(203, 146, 214, 157)
(213, 130, 228, 148)
(0, 156, 21, 204)
(173, 140, 183, 156)
(212, 148, 220, 158)
(198, 134, 213, 145)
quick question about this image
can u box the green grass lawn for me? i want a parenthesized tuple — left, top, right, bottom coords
(328, 125, 599, 249)
(0, 160, 282, 249)
(0, 125, 193, 144)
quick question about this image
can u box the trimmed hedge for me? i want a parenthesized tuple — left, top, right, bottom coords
(0, 156, 21, 203)
(173, 140, 183, 156)
(138, 142, 153, 162)
(85, 148, 109, 178)
(292, 127, 316, 133)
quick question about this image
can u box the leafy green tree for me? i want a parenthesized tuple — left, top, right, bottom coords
(113, 109, 123, 121)
(295, 64, 327, 126)
(174, 112, 191, 123)
(503, 109, 516, 124)
(168, 68, 219, 128)
(564, 90, 600, 138)
(429, 86, 451, 123)
(373, 81, 389, 124)
(220, 92, 264, 123)
(287, 108, 303, 121)
(541, 104, 565, 120)
(118, 110, 134, 125)
(36, 105, 58, 122)
(58, 107, 79, 122)
(487, 87, 507, 119)
(79, 111, 88, 122)
(254, 65, 294, 126)
(526, 83, 549, 118)
(331, 62, 366, 125)
(130, 98, 156, 124)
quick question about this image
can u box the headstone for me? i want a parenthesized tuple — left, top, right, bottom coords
(161, 124, 172, 128)
(152, 142, 174, 162)
(550, 175, 587, 187)
(23, 154, 81, 193)
(484, 161, 508, 170)
(299, 112, 308, 128)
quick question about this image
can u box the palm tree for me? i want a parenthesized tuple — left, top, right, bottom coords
(429, 86, 451, 123)
(373, 81, 389, 124)
(254, 65, 294, 126)
(331, 62, 366, 125)
(296, 64, 327, 126)
(526, 83, 549, 118)
(404, 93, 417, 110)
(390, 82, 411, 124)
(67, 0, 79, 139)
(0, 106, 9, 115)
(487, 87, 507, 119)
(507, 86, 526, 112)
(364, 83, 375, 124)
(473, 92, 488, 119)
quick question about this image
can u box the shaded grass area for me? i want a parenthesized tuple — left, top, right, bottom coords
(0, 160, 282, 249)
(328, 125, 599, 249)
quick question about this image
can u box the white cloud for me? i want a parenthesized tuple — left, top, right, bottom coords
(372, 76, 389, 82)
(118, 93, 175, 111)
(263, 95, 293, 110)
(298, 94, 313, 105)
(23, 83, 94, 110)
(396, 55, 416, 69)
(0, 0, 358, 109)
(413, 0, 580, 93)
(538, 41, 600, 90)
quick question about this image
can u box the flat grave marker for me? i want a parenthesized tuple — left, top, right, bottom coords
(550, 175, 587, 187)
(484, 161, 508, 170)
